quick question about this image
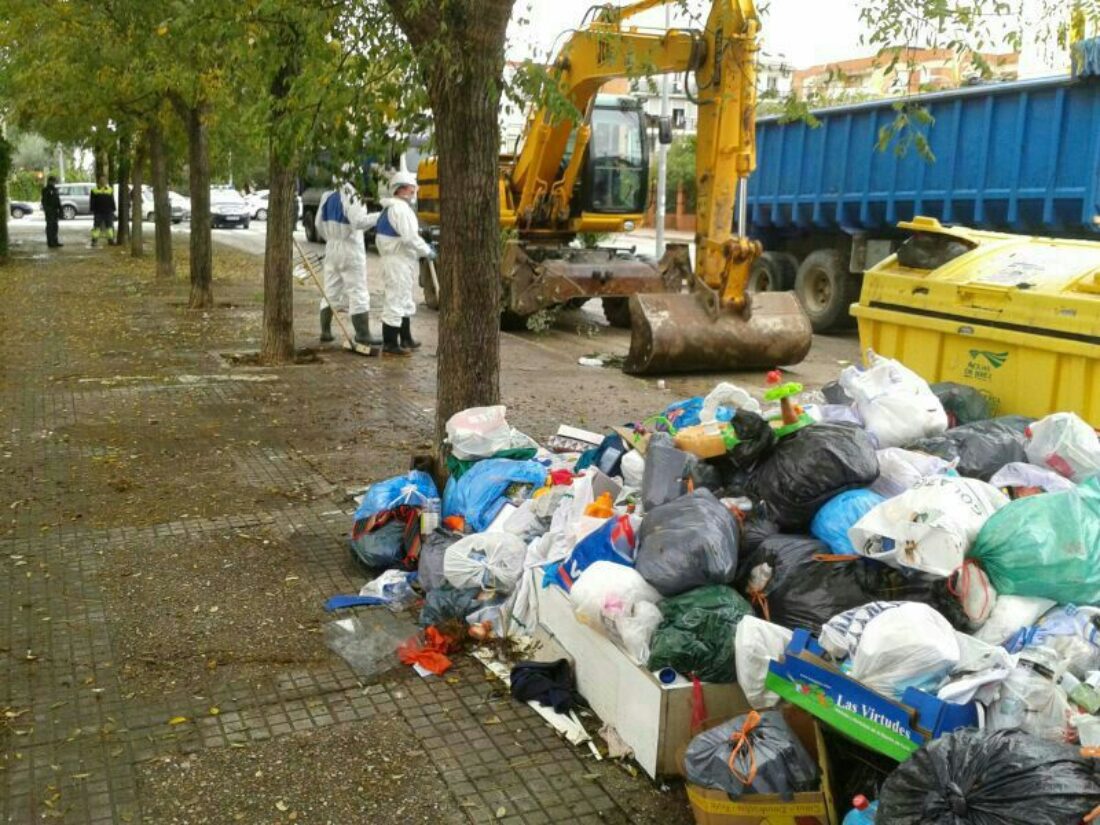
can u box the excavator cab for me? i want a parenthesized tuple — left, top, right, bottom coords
(577, 99, 648, 218)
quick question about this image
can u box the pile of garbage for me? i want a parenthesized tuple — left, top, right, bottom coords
(333, 352, 1100, 821)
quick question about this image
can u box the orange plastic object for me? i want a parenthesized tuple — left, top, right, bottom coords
(584, 491, 614, 518)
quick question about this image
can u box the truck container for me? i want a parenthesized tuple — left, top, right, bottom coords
(747, 75, 1100, 332)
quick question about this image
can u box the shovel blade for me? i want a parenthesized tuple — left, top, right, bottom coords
(624, 291, 813, 375)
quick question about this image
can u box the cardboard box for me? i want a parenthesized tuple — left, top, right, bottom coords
(534, 571, 750, 778)
(766, 630, 978, 762)
(685, 708, 836, 825)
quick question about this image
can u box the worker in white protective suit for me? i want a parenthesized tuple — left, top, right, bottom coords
(375, 171, 434, 356)
(313, 181, 381, 345)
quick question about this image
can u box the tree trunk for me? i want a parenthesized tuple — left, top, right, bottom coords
(148, 120, 174, 278)
(261, 148, 298, 364)
(130, 134, 146, 257)
(116, 131, 131, 248)
(94, 143, 107, 182)
(0, 137, 10, 263)
(386, 0, 514, 449)
(185, 105, 213, 308)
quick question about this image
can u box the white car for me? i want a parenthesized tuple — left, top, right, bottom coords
(244, 190, 301, 223)
(210, 188, 251, 229)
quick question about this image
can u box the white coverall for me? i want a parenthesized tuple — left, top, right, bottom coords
(375, 196, 432, 328)
(314, 184, 378, 315)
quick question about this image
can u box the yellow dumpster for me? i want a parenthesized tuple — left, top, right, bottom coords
(852, 217, 1100, 426)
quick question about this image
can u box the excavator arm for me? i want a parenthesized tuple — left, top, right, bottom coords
(510, 0, 764, 306)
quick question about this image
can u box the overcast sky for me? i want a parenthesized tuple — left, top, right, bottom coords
(508, 0, 871, 68)
(508, 0, 1062, 75)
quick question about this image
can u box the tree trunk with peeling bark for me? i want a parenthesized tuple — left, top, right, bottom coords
(384, 0, 515, 449)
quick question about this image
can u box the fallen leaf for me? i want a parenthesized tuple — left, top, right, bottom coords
(495, 807, 506, 819)
(167, 716, 188, 726)
(275, 800, 288, 812)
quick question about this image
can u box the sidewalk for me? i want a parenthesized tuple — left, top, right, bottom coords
(0, 223, 711, 824)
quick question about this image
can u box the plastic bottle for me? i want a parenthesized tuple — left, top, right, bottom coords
(842, 796, 878, 824)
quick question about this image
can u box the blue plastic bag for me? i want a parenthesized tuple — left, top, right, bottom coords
(810, 489, 886, 555)
(442, 458, 548, 532)
(543, 514, 637, 591)
(355, 470, 439, 524)
(664, 397, 734, 430)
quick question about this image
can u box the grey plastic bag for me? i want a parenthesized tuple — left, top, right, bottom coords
(635, 489, 739, 597)
(683, 710, 819, 799)
(641, 432, 693, 511)
(418, 528, 464, 592)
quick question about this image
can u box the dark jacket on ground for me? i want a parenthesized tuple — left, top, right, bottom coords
(90, 186, 115, 218)
(41, 183, 62, 217)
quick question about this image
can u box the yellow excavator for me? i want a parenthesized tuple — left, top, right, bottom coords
(416, 0, 812, 374)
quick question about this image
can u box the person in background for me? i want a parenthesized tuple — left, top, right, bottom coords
(313, 179, 380, 346)
(375, 171, 434, 356)
(41, 175, 63, 248)
(89, 176, 116, 247)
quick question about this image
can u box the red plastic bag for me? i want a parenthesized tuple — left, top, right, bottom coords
(398, 626, 456, 675)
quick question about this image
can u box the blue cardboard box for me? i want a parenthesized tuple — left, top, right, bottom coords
(765, 629, 978, 761)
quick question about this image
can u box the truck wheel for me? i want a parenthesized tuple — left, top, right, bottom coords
(602, 297, 632, 328)
(302, 209, 319, 243)
(419, 259, 440, 311)
(795, 249, 860, 333)
(62, 205, 77, 220)
(748, 252, 797, 292)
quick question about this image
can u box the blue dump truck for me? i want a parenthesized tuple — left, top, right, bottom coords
(747, 74, 1100, 331)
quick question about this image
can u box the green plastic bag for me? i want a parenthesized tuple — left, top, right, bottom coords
(646, 585, 751, 682)
(968, 477, 1100, 604)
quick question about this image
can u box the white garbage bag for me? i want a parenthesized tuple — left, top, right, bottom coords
(734, 616, 793, 708)
(1025, 412, 1100, 483)
(446, 405, 536, 460)
(850, 602, 961, 697)
(443, 532, 527, 593)
(869, 447, 955, 498)
(848, 476, 1009, 576)
(974, 595, 1057, 646)
(819, 601, 904, 660)
(839, 353, 949, 448)
(701, 382, 761, 423)
(620, 449, 645, 489)
(569, 561, 662, 665)
(986, 648, 1073, 742)
(989, 462, 1076, 494)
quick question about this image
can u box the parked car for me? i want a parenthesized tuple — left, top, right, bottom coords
(10, 200, 33, 219)
(210, 188, 251, 229)
(244, 189, 301, 223)
(56, 182, 95, 219)
(169, 191, 191, 221)
(137, 186, 185, 224)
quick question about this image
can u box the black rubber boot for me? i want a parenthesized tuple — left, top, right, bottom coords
(350, 312, 381, 346)
(382, 324, 411, 356)
(400, 317, 421, 350)
(319, 307, 335, 343)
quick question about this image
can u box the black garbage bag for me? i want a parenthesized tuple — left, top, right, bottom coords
(690, 461, 726, 495)
(907, 416, 1032, 481)
(636, 489, 740, 597)
(932, 382, 992, 426)
(749, 423, 879, 530)
(647, 585, 752, 682)
(683, 710, 819, 799)
(741, 513, 780, 557)
(737, 534, 871, 635)
(727, 410, 777, 470)
(878, 728, 1100, 824)
(417, 528, 464, 592)
(854, 559, 977, 633)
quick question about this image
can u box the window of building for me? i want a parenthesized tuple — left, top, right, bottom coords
(672, 108, 686, 129)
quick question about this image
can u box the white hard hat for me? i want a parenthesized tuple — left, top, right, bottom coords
(388, 171, 418, 195)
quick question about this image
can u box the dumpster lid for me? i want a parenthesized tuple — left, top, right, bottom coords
(898, 217, 1100, 296)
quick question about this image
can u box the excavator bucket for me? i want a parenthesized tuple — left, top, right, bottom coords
(623, 290, 813, 375)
